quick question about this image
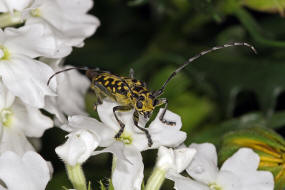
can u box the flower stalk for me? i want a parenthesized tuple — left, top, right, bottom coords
(145, 167, 166, 190)
(66, 163, 87, 190)
(0, 12, 23, 28)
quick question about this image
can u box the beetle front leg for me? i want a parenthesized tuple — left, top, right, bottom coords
(133, 111, 153, 147)
(158, 98, 176, 126)
(113, 105, 132, 139)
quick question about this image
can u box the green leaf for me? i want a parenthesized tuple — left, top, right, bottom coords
(190, 52, 285, 117)
(191, 110, 285, 144)
(241, 0, 285, 15)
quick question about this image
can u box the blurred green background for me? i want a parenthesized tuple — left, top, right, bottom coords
(43, 0, 285, 189)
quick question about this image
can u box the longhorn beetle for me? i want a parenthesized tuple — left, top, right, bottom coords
(47, 42, 257, 147)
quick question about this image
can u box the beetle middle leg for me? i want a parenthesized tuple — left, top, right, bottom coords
(133, 111, 153, 147)
(113, 105, 133, 139)
(158, 98, 176, 126)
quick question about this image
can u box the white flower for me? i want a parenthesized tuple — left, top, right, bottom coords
(24, 0, 100, 48)
(157, 146, 196, 173)
(0, 151, 51, 190)
(169, 143, 274, 190)
(0, 81, 53, 155)
(145, 146, 196, 190)
(0, 23, 61, 108)
(42, 58, 90, 124)
(55, 129, 99, 166)
(0, 0, 32, 12)
(60, 100, 187, 190)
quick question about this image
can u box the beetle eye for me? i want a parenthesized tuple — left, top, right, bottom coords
(136, 101, 143, 109)
(153, 99, 159, 106)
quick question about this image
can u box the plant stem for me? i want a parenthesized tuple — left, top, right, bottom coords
(66, 164, 87, 190)
(145, 167, 166, 190)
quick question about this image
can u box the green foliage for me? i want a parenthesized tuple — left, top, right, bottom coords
(191, 110, 285, 145)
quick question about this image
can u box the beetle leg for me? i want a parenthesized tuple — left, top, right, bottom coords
(158, 98, 176, 126)
(92, 86, 103, 111)
(113, 105, 133, 139)
(133, 111, 153, 147)
(129, 68, 135, 78)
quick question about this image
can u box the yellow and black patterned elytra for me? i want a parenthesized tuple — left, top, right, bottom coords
(47, 42, 257, 147)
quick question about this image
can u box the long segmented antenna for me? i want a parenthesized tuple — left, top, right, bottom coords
(153, 42, 257, 97)
(47, 67, 89, 86)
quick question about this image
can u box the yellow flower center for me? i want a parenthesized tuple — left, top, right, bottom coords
(1, 109, 13, 127)
(116, 132, 133, 145)
(209, 183, 222, 190)
(0, 46, 10, 60)
(30, 8, 41, 17)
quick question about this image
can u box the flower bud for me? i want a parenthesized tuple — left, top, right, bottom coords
(219, 127, 285, 189)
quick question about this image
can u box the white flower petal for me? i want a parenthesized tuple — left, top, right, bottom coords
(0, 127, 35, 156)
(55, 129, 99, 165)
(150, 109, 182, 130)
(54, 0, 94, 13)
(93, 141, 131, 164)
(216, 170, 241, 190)
(0, 81, 15, 109)
(239, 171, 274, 190)
(97, 101, 135, 132)
(55, 65, 90, 116)
(156, 146, 196, 173)
(221, 148, 259, 174)
(156, 146, 175, 171)
(0, 151, 50, 190)
(12, 98, 53, 137)
(44, 96, 67, 124)
(0, 55, 56, 108)
(174, 147, 196, 173)
(186, 143, 218, 184)
(67, 115, 115, 146)
(27, 0, 100, 47)
(25, 20, 72, 57)
(112, 146, 143, 190)
(148, 109, 186, 149)
(189, 143, 218, 165)
(0, 0, 31, 12)
(221, 148, 274, 190)
(3, 23, 61, 58)
(167, 174, 209, 190)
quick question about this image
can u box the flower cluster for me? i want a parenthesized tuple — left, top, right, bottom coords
(0, 0, 98, 189)
(0, 1, 276, 190)
(55, 100, 275, 190)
